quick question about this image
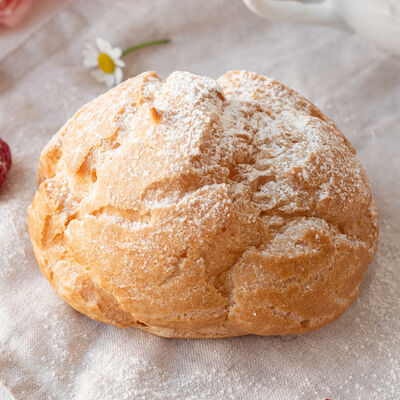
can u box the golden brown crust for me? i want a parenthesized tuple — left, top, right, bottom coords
(28, 70, 378, 338)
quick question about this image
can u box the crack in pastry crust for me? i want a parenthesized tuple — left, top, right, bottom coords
(28, 70, 378, 338)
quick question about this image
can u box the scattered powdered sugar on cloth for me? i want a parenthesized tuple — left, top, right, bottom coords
(0, 0, 399, 399)
(73, 351, 270, 400)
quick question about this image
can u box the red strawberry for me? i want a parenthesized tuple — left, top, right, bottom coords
(0, 137, 12, 189)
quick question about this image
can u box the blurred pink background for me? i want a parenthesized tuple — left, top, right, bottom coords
(0, 0, 67, 58)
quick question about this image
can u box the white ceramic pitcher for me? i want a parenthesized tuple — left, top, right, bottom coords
(243, 0, 400, 55)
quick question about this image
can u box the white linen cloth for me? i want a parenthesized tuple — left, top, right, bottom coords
(0, 1, 399, 399)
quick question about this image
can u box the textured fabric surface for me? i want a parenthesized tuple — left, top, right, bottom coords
(0, 0, 399, 399)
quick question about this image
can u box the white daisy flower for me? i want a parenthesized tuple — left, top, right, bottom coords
(82, 38, 170, 88)
(83, 38, 125, 88)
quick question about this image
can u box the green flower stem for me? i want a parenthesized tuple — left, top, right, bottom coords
(122, 39, 170, 57)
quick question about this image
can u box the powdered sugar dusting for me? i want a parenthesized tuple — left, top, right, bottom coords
(73, 351, 270, 400)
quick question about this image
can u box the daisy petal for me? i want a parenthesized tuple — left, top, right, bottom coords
(114, 58, 125, 68)
(83, 56, 98, 68)
(104, 74, 115, 88)
(91, 69, 107, 84)
(103, 41, 114, 55)
(114, 68, 123, 85)
(111, 47, 122, 59)
(96, 37, 108, 52)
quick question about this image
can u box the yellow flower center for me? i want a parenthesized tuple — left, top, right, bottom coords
(98, 53, 115, 74)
